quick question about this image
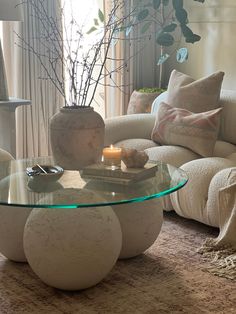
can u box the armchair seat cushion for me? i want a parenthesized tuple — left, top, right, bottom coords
(145, 145, 199, 167)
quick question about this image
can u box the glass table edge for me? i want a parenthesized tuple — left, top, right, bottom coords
(0, 178, 188, 209)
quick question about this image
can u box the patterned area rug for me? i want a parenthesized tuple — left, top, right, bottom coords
(0, 212, 235, 314)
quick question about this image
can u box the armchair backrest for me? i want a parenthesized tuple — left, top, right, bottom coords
(218, 90, 236, 145)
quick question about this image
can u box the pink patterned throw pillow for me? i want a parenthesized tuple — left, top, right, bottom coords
(151, 102, 222, 157)
(167, 70, 224, 113)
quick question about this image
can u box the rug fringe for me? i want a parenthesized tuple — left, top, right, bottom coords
(198, 238, 236, 280)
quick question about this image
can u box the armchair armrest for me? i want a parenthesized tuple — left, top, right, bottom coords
(104, 113, 155, 146)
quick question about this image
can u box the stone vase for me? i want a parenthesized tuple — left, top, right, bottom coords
(50, 107, 104, 170)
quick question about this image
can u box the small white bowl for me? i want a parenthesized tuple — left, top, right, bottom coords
(26, 165, 64, 183)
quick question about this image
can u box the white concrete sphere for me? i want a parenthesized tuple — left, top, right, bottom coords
(0, 205, 32, 262)
(112, 198, 163, 259)
(0, 172, 32, 262)
(23, 189, 122, 291)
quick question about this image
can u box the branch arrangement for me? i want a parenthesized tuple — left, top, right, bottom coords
(16, 0, 205, 106)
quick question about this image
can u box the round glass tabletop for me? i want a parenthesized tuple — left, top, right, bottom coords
(0, 157, 188, 208)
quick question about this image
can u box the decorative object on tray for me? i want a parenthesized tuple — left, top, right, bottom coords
(81, 162, 157, 185)
(121, 148, 148, 168)
(103, 145, 122, 169)
(26, 165, 64, 183)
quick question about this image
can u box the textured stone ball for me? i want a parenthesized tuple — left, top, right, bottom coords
(112, 199, 163, 259)
(23, 189, 122, 290)
(0, 172, 32, 262)
(0, 205, 32, 262)
(84, 181, 163, 259)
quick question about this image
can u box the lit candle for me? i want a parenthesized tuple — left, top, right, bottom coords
(103, 145, 122, 168)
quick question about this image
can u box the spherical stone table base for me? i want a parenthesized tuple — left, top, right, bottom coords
(112, 198, 163, 259)
(0, 172, 33, 262)
(0, 205, 32, 262)
(23, 189, 122, 291)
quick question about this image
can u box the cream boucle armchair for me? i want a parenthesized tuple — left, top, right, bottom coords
(104, 90, 236, 227)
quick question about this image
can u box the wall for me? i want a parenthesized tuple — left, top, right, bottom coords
(164, 0, 236, 90)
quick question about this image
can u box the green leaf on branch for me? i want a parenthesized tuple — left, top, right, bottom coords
(163, 23, 177, 32)
(141, 21, 152, 33)
(181, 24, 194, 38)
(156, 33, 174, 46)
(176, 48, 188, 63)
(94, 18, 99, 26)
(138, 9, 149, 21)
(181, 25, 201, 43)
(87, 26, 97, 34)
(98, 9, 104, 23)
(153, 0, 161, 10)
(175, 8, 188, 24)
(157, 53, 170, 65)
(186, 34, 201, 43)
(172, 0, 183, 10)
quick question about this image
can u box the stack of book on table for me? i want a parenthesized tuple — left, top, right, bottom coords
(81, 162, 158, 185)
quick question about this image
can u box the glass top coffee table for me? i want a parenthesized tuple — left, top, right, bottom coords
(0, 157, 188, 291)
(0, 156, 187, 208)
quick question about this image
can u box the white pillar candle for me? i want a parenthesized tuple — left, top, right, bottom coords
(103, 145, 122, 168)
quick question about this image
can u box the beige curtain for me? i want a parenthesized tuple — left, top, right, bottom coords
(3, 0, 63, 158)
(103, 0, 160, 118)
(103, 0, 133, 117)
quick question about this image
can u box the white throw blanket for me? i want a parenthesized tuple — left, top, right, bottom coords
(199, 168, 236, 280)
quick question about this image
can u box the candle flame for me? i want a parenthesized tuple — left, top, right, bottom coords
(110, 144, 114, 149)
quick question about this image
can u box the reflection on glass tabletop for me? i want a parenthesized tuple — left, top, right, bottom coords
(0, 157, 188, 208)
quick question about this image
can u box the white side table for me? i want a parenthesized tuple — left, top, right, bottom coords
(0, 98, 31, 157)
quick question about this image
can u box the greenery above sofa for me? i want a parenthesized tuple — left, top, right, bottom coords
(137, 87, 166, 94)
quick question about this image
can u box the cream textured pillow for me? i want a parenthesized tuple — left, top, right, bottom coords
(151, 102, 222, 157)
(167, 70, 224, 113)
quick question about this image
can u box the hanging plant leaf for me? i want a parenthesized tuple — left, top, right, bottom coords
(181, 24, 194, 38)
(87, 26, 97, 34)
(175, 8, 188, 24)
(98, 9, 104, 23)
(157, 53, 170, 65)
(137, 9, 149, 21)
(172, 0, 183, 10)
(194, 0, 205, 2)
(94, 18, 99, 26)
(156, 33, 174, 46)
(176, 48, 188, 63)
(141, 21, 152, 33)
(163, 23, 177, 32)
(153, 0, 161, 10)
(180, 25, 201, 43)
(186, 34, 201, 43)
